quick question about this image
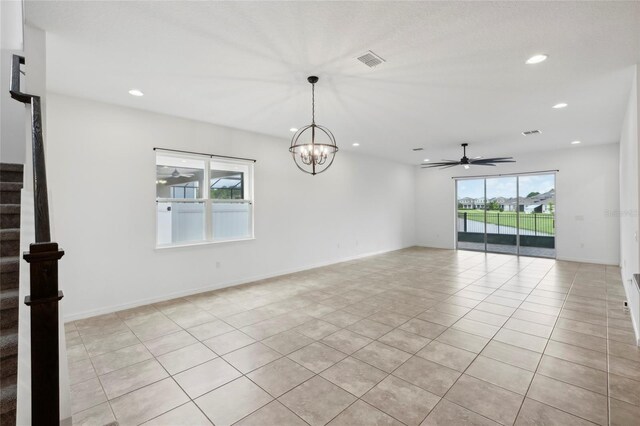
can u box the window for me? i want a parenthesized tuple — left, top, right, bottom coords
(156, 152, 254, 247)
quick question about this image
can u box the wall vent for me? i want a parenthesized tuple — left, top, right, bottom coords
(412, 148, 424, 151)
(522, 129, 542, 136)
(357, 50, 386, 68)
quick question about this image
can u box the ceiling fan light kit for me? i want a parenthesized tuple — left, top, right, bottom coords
(289, 76, 339, 175)
(421, 143, 515, 169)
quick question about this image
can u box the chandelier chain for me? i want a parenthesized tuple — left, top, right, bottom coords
(311, 82, 315, 125)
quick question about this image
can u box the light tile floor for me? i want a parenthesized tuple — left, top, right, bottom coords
(65, 247, 640, 426)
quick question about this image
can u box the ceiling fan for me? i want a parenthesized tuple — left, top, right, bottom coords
(421, 143, 515, 169)
(157, 168, 195, 178)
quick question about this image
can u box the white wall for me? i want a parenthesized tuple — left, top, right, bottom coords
(619, 65, 640, 344)
(0, 0, 26, 164)
(45, 94, 416, 320)
(415, 143, 620, 265)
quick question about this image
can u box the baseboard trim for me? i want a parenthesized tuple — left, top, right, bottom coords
(555, 255, 619, 266)
(63, 245, 412, 322)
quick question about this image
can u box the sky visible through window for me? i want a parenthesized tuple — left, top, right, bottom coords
(457, 174, 554, 199)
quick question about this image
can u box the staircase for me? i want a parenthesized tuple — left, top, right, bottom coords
(0, 163, 23, 426)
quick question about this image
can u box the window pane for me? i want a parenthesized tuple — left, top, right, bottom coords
(210, 160, 250, 200)
(157, 201, 206, 245)
(156, 155, 205, 199)
(212, 202, 251, 240)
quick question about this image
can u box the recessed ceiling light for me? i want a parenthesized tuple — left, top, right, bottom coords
(464, 165, 470, 170)
(571, 140, 581, 145)
(289, 128, 298, 132)
(352, 143, 360, 147)
(423, 159, 430, 162)
(474, 156, 482, 159)
(128, 89, 144, 97)
(552, 103, 568, 109)
(526, 54, 548, 64)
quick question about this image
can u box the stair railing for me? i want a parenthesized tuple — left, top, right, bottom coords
(9, 54, 64, 426)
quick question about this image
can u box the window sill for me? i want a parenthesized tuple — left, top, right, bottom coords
(155, 237, 255, 250)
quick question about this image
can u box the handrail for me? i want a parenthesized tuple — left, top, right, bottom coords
(9, 54, 64, 426)
(10, 55, 51, 243)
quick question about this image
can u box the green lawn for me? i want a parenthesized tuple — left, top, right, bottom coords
(458, 210, 555, 235)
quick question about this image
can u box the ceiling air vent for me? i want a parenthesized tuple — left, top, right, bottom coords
(357, 50, 386, 68)
(412, 148, 424, 151)
(522, 130, 542, 136)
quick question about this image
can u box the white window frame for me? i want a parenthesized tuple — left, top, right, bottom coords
(155, 151, 255, 248)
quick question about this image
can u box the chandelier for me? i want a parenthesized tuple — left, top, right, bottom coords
(289, 76, 338, 175)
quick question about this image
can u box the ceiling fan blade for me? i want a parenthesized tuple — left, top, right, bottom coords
(471, 157, 513, 163)
(421, 162, 460, 167)
(471, 163, 497, 166)
(428, 161, 460, 165)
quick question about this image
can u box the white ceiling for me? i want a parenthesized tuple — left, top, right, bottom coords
(26, 1, 640, 164)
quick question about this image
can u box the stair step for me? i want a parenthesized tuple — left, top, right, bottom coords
(0, 229, 19, 241)
(0, 171, 23, 184)
(0, 289, 19, 310)
(0, 332, 18, 359)
(0, 258, 19, 292)
(0, 257, 18, 274)
(0, 183, 22, 192)
(0, 308, 18, 330)
(0, 354, 17, 380)
(0, 240, 19, 258)
(0, 270, 19, 291)
(0, 205, 20, 214)
(0, 164, 23, 173)
(0, 205, 20, 230)
(0, 288, 19, 330)
(0, 381, 16, 415)
(0, 164, 24, 185)
(0, 183, 22, 205)
(0, 229, 20, 258)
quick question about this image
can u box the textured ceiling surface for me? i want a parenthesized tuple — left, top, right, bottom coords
(26, 1, 640, 163)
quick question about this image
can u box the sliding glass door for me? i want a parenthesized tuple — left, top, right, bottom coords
(485, 176, 518, 254)
(456, 173, 556, 258)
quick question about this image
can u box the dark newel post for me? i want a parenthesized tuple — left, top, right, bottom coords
(463, 212, 467, 232)
(23, 244, 64, 425)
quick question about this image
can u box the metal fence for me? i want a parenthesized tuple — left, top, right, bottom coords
(458, 211, 555, 236)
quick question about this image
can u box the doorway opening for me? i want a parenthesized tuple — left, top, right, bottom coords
(455, 173, 556, 258)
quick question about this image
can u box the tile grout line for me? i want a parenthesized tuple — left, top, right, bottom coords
(509, 262, 581, 424)
(434, 258, 554, 425)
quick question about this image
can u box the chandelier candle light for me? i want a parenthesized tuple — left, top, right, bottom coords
(289, 76, 338, 175)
